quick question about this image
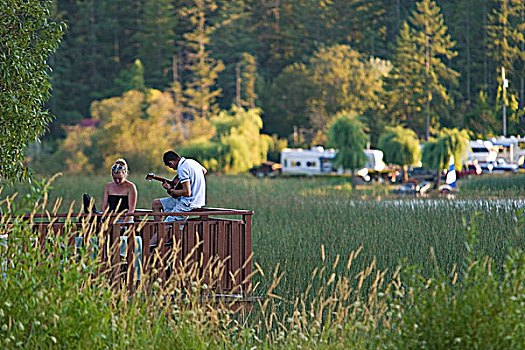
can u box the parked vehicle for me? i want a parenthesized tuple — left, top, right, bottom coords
(249, 161, 282, 178)
(280, 146, 391, 180)
(393, 181, 432, 195)
(280, 146, 338, 175)
(490, 158, 519, 173)
(396, 167, 437, 183)
(457, 163, 482, 178)
(468, 140, 497, 163)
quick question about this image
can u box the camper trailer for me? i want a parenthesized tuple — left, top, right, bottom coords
(280, 146, 338, 175)
(489, 136, 525, 164)
(280, 147, 387, 177)
(468, 140, 497, 163)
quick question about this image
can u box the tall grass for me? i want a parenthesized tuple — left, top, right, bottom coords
(3, 174, 525, 304)
(460, 173, 525, 197)
(1, 174, 525, 347)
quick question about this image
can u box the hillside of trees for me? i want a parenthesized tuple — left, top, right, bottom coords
(34, 0, 525, 173)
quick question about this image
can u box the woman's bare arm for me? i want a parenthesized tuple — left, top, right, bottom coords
(101, 183, 109, 211)
(128, 182, 137, 213)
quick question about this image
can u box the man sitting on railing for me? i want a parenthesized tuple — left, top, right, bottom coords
(151, 150, 207, 225)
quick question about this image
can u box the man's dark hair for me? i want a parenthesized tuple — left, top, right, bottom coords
(163, 151, 181, 165)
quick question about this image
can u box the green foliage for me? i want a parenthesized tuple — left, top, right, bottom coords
(113, 59, 147, 94)
(178, 137, 222, 172)
(390, 211, 525, 349)
(422, 128, 470, 171)
(261, 62, 316, 137)
(327, 112, 369, 172)
(463, 91, 499, 139)
(0, 0, 65, 181)
(181, 107, 271, 174)
(266, 134, 288, 163)
(378, 126, 421, 167)
(4, 175, 525, 347)
(43, 0, 525, 148)
(487, 0, 525, 79)
(384, 0, 459, 139)
(263, 45, 390, 143)
(182, 0, 225, 119)
(136, 0, 178, 89)
(40, 89, 183, 174)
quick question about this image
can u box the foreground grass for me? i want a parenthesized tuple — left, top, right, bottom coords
(1, 174, 525, 348)
(3, 174, 525, 305)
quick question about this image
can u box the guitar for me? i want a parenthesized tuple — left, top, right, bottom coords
(145, 173, 182, 190)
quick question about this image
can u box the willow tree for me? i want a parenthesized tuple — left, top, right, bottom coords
(422, 128, 470, 187)
(327, 111, 369, 188)
(1, 0, 65, 181)
(378, 126, 421, 183)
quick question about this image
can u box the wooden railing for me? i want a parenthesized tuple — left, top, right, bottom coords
(23, 208, 253, 295)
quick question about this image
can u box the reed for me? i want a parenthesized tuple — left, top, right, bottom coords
(1, 174, 525, 347)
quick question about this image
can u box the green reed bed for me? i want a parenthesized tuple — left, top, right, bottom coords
(460, 173, 525, 197)
(209, 176, 524, 296)
(2, 174, 525, 348)
(3, 174, 524, 304)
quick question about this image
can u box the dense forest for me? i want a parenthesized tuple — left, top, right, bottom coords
(38, 0, 525, 172)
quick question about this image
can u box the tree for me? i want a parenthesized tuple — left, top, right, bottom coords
(463, 91, 499, 138)
(263, 45, 390, 144)
(487, 0, 525, 109)
(43, 88, 184, 174)
(114, 59, 147, 93)
(327, 111, 369, 188)
(135, 0, 178, 89)
(378, 126, 421, 183)
(182, 0, 225, 119)
(261, 63, 315, 139)
(240, 53, 258, 109)
(384, 0, 459, 140)
(180, 106, 271, 173)
(422, 128, 469, 187)
(0, 0, 65, 181)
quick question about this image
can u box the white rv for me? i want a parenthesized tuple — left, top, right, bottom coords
(280, 146, 387, 176)
(489, 136, 525, 164)
(280, 146, 338, 175)
(468, 140, 497, 163)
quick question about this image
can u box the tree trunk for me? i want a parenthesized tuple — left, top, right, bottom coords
(433, 169, 441, 189)
(403, 164, 409, 183)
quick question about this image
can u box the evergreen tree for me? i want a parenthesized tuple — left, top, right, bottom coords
(463, 91, 499, 138)
(240, 53, 258, 109)
(344, 0, 388, 58)
(488, 0, 525, 108)
(182, 0, 225, 119)
(210, 0, 258, 109)
(384, 0, 459, 140)
(260, 62, 315, 139)
(135, 0, 178, 89)
(446, 0, 486, 105)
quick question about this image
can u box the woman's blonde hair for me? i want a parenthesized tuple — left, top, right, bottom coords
(111, 158, 128, 176)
